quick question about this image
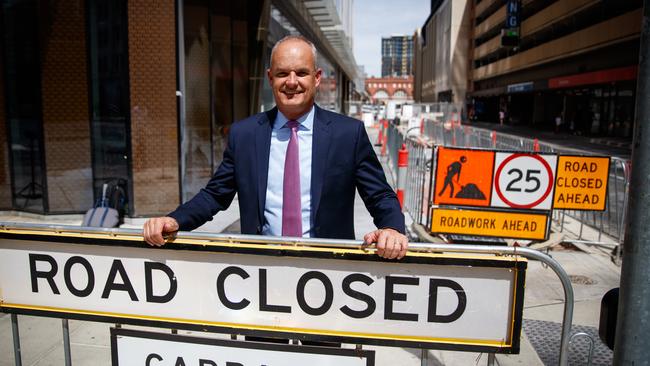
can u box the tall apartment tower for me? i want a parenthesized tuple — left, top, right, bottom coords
(381, 35, 413, 77)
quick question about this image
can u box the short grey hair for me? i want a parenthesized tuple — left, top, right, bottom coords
(270, 35, 318, 70)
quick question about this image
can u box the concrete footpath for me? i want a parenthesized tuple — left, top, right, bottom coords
(0, 126, 621, 365)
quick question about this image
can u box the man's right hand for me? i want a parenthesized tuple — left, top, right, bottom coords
(143, 217, 179, 247)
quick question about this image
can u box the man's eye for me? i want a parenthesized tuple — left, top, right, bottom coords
(297, 72, 309, 77)
(276, 72, 288, 77)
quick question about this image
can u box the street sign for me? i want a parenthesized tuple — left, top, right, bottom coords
(433, 147, 558, 211)
(491, 152, 557, 210)
(433, 147, 494, 207)
(111, 328, 375, 366)
(553, 155, 610, 210)
(0, 226, 527, 353)
(430, 207, 549, 240)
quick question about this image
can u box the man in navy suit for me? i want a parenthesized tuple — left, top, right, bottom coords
(144, 35, 408, 259)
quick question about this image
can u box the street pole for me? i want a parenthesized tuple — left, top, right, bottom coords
(613, 1, 650, 363)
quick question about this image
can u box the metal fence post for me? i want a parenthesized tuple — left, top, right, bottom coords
(62, 319, 72, 366)
(11, 314, 22, 366)
(420, 348, 428, 366)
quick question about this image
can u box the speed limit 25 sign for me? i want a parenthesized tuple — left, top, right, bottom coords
(490, 152, 557, 210)
(434, 147, 558, 211)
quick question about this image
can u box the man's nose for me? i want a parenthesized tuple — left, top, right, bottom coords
(286, 72, 298, 86)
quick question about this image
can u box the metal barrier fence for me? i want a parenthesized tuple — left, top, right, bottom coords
(411, 120, 631, 247)
(0, 222, 576, 366)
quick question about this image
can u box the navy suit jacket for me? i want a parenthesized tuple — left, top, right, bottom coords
(168, 105, 405, 240)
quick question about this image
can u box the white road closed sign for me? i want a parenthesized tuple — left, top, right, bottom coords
(0, 227, 527, 353)
(491, 152, 558, 210)
(111, 328, 374, 366)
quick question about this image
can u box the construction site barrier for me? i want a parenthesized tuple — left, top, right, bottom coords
(0, 222, 575, 366)
(387, 116, 630, 256)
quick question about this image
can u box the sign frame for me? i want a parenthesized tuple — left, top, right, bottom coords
(110, 328, 376, 366)
(0, 228, 526, 354)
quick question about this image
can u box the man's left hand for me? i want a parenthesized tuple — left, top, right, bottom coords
(363, 228, 408, 259)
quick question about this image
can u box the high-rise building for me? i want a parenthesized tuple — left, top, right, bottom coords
(413, 0, 643, 139)
(381, 35, 414, 77)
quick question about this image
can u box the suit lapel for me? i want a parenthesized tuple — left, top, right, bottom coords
(311, 106, 332, 219)
(256, 108, 276, 224)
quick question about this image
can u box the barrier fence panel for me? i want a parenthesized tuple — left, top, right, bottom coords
(409, 118, 630, 246)
(0, 223, 575, 366)
(403, 137, 432, 226)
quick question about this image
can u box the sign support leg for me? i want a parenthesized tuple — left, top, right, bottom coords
(62, 319, 72, 366)
(11, 314, 22, 366)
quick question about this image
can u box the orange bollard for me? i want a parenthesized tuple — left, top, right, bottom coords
(491, 131, 497, 147)
(533, 138, 540, 152)
(375, 125, 384, 146)
(396, 144, 409, 210)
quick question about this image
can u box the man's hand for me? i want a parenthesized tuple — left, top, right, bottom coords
(363, 228, 408, 259)
(143, 217, 179, 247)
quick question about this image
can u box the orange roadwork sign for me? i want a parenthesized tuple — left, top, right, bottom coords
(430, 208, 549, 240)
(433, 147, 494, 207)
(553, 156, 610, 210)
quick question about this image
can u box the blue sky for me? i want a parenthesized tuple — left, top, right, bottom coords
(353, 0, 431, 77)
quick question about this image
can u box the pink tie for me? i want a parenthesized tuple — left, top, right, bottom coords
(282, 120, 302, 237)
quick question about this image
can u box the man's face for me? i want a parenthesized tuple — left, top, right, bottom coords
(267, 39, 322, 120)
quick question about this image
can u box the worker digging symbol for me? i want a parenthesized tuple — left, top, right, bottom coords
(438, 156, 486, 200)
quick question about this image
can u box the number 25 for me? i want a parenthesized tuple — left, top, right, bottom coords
(506, 168, 541, 192)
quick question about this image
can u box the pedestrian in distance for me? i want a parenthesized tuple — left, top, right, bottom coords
(555, 112, 563, 133)
(143, 35, 408, 260)
(499, 109, 505, 125)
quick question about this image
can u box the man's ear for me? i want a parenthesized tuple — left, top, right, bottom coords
(266, 68, 273, 83)
(314, 68, 322, 87)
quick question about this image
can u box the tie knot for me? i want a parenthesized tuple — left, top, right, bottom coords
(286, 120, 300, 130)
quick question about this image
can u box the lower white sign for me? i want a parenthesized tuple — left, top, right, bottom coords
(111, 328, 374, 366)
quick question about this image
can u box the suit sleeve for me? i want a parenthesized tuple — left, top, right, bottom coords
(353, 122, 406, 233)
(167, 127, 238, 231)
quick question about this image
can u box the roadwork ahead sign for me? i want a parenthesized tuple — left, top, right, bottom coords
(430, 207, 549, 240)
(0, 225, 526, 354)
(431, 147, 610, 240)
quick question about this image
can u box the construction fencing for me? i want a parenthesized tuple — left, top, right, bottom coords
(381, 107, 630, 251)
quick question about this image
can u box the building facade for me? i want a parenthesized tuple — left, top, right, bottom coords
(0, 0, 361, 216)
(469, 0, 642, 135)
(365, 77, 414, 104)
(413, 0, 472, 104)
(381, 35, 414, 77)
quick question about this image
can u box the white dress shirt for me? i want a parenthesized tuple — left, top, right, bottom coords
(262, 107, 314, 237)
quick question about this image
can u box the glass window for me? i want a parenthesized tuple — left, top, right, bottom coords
(180, 0, 253, 201)
(88, 0, 131, 215)
(2, 0, 46, 212)
(182, 0, 213, 201)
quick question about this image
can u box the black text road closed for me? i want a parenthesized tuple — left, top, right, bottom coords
(0, 228, 526, 353)
(111, 328, 375, 366)
(553, 156, 610, 210)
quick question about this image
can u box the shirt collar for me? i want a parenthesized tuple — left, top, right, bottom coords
(274, 105, 315, 131)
